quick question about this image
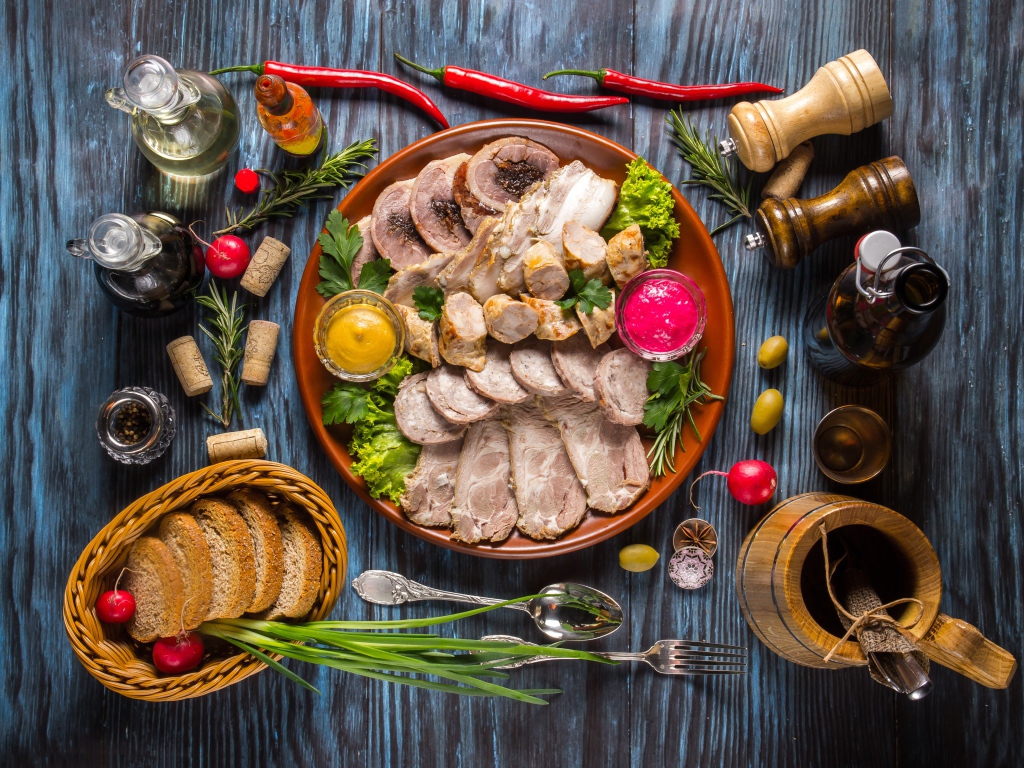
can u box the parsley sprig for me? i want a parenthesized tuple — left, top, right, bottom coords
(555, 269, 613, 314)
(316, 210, 391, 297)
(643, 348, 724, 477)
(412, 286, 445, 322)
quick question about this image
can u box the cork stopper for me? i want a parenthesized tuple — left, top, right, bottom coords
(207, 428, 268, 463)
(240, 236, 291, 297)
(166, 336, 214, 396)
(761, 141, 815, 200)
(240, 320, 280, 386)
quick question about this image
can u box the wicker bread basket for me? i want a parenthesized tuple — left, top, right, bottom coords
(63, 460, 348, 701)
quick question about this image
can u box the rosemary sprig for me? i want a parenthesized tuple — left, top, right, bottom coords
(213, 139, 378, 236)
(667, 110, 753, 235)
(200, 596, 614, 704)
(197, 280, 246, 428)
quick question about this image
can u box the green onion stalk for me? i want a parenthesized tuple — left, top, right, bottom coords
(199, 597, 615, 705)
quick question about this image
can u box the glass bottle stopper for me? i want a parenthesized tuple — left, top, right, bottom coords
(66, 214, 162, 271)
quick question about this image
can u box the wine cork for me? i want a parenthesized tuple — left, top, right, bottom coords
(207, 428, 268, 463)
(761, 141, 815, 200)
(240, 236, 291, 297)
(240, 320, 280, 386)
(166, 336, 214, 396)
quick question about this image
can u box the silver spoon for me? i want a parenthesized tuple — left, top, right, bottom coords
(351, 570, 623, 641)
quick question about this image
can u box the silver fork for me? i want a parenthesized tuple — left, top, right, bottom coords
(480, 635, 747, 675)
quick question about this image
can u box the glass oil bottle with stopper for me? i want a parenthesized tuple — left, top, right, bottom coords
(803, 230, 950, 385)
(106, 54, 240, 176)
(254, 74, 326, 157)
(67, 211, 205, 317)
(97, 387, 176, 465)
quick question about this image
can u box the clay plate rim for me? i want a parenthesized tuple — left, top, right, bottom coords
(293, 118, 735, 559)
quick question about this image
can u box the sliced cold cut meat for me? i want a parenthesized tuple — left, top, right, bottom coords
(539, 396, 650, 513)
(395, 304, 441, 368)
(594, 348, 652, 426)
(394, 372, 467, 445)
(437, 217, 499, 297)
(605, 224, 647, 289)
(426, 365, 501, 424)
(502, 400, 588, 540)
(562, 221, 610, 283)
(551, 335, 610, 402)
(510, 338, 567, 396)
(371, 179, 433, 270)
(383, 250, 456, 308)
(410, 154, 472, 252)
(439, 291, 488, 371)
(483, 294, 539, 344)
(449, 419, 518, 543)
(452, 161, 498, 235)
(465, 342, 531, 404)
(576, 288, 616, 348)
(523, 240, 569, 300)
(351, 216, 379, 285)
(399, 438, 463, 527)
(519, 295, 582, 341)
(465, 137, 560, 212)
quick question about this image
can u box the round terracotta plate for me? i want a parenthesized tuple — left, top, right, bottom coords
(294, 119, 735, 559)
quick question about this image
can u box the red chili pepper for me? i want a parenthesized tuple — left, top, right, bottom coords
(394, 54, 629, 114)
(210, 61, 449, 128)
(542, 68, 784, 103)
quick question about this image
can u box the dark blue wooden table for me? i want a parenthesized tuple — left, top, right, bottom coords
(2, 0, 1021, 765)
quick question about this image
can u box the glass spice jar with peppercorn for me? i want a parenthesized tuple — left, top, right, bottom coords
(96, 387, 176, 465)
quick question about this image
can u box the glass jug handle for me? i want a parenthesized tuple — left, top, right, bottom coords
(104, 87, 136, 115)
(66, 238, 92, 259)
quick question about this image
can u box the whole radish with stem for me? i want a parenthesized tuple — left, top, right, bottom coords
(153, 599, 204, 674)
(95, 567, 136, 624)
(690, 460, 777, 508)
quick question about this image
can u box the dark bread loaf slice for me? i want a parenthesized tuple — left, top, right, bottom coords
(123, 536, 186, 643)
(256, 505, 323, 620)
(157, 512, 214, 629)
(227, 489, 285, 613)
(191, 498, 257, 620)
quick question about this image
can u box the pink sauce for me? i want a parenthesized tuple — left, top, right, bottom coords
(622, 278, 700, 353)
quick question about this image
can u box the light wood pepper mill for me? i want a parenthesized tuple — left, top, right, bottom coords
(720, 50, 893, 172)
(744, 156, 921, 269)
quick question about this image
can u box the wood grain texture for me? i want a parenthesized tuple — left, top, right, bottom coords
(0, 0, 1021, 765)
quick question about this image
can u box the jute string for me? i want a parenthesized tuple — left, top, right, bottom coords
(819, 523, 926, 663)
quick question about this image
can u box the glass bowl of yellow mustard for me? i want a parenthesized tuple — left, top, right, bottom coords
(313, 290, 406, 382)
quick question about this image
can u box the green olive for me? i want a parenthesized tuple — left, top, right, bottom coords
(757, 335, 789, 369)
(751, 388, 784, 434)
(619, 544, 661, 572)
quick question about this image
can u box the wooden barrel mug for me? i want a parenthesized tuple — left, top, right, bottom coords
(735, 493, 1017, 688)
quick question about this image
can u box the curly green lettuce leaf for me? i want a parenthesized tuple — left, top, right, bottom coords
(601, 157, 680, 268)
(349, 396, 421, 504)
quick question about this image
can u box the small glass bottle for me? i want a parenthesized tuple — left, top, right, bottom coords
(97, 387, 176, 465)
(106, 54, 240, 176)
(67, 211, 206, 318)
(254, 74, 326, 157)
(803, 231, 950, 385)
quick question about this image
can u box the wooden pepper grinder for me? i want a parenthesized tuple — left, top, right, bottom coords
(720, 50, 892, 172)
(745, 156, 921, 269)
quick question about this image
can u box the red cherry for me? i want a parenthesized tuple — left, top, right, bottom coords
(153, 633, 205, 674)
(96, 589, 136, 623)
(234, 168, 260, 194)
(205, 235, 251, 279)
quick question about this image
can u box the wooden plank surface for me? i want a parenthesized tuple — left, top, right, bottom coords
(0, 0, 1020, 765)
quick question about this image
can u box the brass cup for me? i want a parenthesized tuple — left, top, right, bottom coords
(813, 405, 891, 484)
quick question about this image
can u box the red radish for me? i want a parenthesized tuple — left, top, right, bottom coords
(689, 459, 778, 507)
(153, 633, 204, 674)
(234, 168, 260, 194)
(95, 567, 136, 623)
(205, 235, 251, 278)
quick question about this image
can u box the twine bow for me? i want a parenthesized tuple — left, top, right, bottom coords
(819, 523, 925, 663)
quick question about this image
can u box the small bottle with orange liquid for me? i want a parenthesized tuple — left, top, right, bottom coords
(254, 74, 326, 157)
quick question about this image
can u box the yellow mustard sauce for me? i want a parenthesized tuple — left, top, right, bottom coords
(324, 304, 396, 374)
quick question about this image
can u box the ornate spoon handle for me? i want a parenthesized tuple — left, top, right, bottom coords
(352, 570, 532, 613)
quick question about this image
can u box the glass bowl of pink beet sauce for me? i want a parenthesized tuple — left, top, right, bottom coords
(616, 269, 707, 361)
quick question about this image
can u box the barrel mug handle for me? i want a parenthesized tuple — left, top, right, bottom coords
(916, 614, 1017, 689)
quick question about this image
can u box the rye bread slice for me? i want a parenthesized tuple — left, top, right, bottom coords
(191, 498, 257, 620)
(256, 505, 323, 620)
(157, 512, 214, 629)
(123, 536, 186, 643)
(227, 489, 285, 613)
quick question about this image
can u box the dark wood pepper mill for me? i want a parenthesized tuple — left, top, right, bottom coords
(744, 156, 921, 269)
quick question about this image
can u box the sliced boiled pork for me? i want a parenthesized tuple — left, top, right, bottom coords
(551, 335, 609, 402)
(410, 154, 472, 252)
(594, 348, 652, 426)
(425, 365, 500, 424)
(449, 419, 518, 543)
(465, 136, 560, 212)
(465, 342, 531, 404)
(399, 438, 464, 527)
(394, 372, 467, 445)
(370, 180, 433, 270)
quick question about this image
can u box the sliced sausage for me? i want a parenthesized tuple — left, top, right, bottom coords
(510, 338, 567, 396)
(606, 224, 647, 289)
(439, 291, 488, 371)
(519, 295, 582, 341)
(465, 137, 560, 212)
(394, 372, 467, 445)
(562, 220, 610, 283)
(465, 342, 531, 404)
(551, 334, 610, 402)
(483, 294, 539, 344)
(410, 154, 472, 252)
(523, 240, 570, 300)
(426, 365, 501, 424)
(350, 216, 379, 285)
(395, 304, 441, 368)
(576, 288, 616, 348)
(452, 161, 498, 235)
(370, 180, 433, 270)
(594, 348, 653, 426)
